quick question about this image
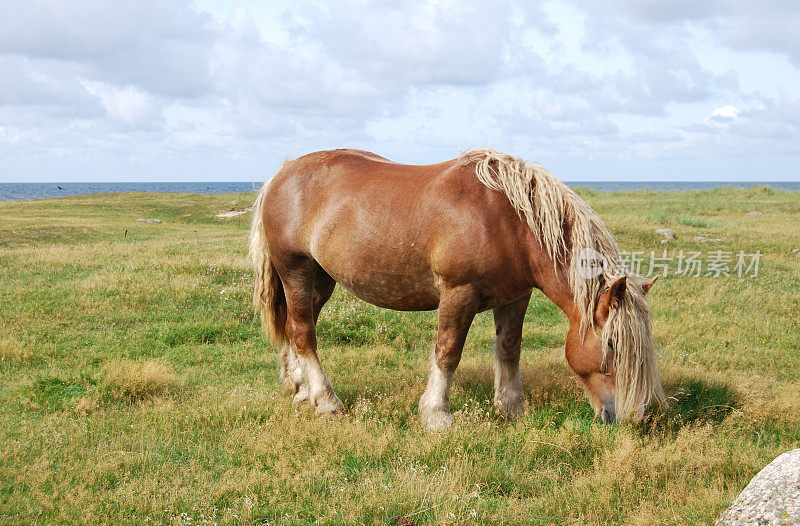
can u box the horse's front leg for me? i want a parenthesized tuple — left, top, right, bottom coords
(419, 285, 480, 430)
(492, 293, 531, 419)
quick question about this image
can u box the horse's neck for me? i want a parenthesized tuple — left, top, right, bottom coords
(534, 256, 581, 326)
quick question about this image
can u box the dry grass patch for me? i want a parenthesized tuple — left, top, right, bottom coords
(101, 359, 179, 403)
(73, 394, 100, 415)
(741, 378, 800, 429)
(0, 331, 32, 363)
(169, 272, 206, 295)
(77, 268, 142, 292)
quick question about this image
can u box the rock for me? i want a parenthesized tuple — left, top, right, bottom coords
(136, 218, 162, 223)
(746, 211, 764, 216)
(717, 449, 800, 525)
(655, 228, 676, 240)
(792, 249, 800, 256)
(216, 207, 253, 218)
(694, 236, 722, 243)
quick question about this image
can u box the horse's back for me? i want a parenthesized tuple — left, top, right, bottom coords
(264, 149, 467, 246)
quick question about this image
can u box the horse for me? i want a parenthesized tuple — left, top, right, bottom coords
(249, 148, 664, 430)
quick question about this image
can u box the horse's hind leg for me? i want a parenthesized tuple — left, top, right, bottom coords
(419, 285, 480, 430)
(284, 271, 336, 406)
(279, 343, 305, 396)
(282, 262, 343, 414)
(492, 293, 530, 419)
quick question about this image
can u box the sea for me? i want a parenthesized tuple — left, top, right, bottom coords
(2, 181, 800, 201)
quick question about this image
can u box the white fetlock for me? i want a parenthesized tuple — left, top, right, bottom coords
(419, 390, 455, 431)
(292, 383, 310, 405)
(280, 362, 299, 394)
(419, 353, 456, 431)
(420, 408, 454, 431)
(280, 345, 307, 395)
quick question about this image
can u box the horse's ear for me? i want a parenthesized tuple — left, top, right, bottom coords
(642, 275, 658, 295)
(596, 276, 627, 323)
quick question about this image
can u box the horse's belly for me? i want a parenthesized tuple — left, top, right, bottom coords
(312, 242, 440, 311)
(337, 275, 440, 311)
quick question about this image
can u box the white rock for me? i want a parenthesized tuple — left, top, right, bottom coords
(136, 218, 162, 223)
(746, 211, 764, 216)
(717, 449, 800, 525)
(655, 228, 676, 240)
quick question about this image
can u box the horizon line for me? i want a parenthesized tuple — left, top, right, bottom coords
(3, 179, 800, 184)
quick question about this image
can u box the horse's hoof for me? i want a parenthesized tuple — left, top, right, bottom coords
(494, 395, 526, 419)
(421, 410, 454, 431)
(316, 407, 346, 419)
(313, 392, 345, 416)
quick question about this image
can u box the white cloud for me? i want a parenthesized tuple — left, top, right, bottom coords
(711, 105, 739, 122)
(0, 0, 214, 97)
(84, 84, 163, 129)
(719, 1, 800, 67)
(297, 0, 515, 87)
(0, 0, 798, 181)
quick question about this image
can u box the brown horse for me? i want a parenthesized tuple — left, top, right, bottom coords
(249, 148, 664, 429)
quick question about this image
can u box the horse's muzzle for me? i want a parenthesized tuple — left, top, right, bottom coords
(601, 403, 616, 424)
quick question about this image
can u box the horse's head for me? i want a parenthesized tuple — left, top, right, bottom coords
(566, 274, 662, 423)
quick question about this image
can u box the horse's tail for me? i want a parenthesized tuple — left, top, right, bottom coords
(249, 183, 287, 346)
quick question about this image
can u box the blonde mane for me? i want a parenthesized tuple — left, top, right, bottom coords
(466, 148, 664, 418)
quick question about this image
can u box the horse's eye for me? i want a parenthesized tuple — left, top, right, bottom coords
(607, 340, 614, 350)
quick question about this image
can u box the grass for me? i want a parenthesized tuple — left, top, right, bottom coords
(100, 359, 179, 404)
(1, 187, 799, 524)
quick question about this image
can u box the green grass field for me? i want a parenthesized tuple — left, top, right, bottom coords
(1, 187, 799, 525)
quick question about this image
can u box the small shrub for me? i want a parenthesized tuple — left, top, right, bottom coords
(101, 359, 178, 403)
(26, 376, 91, 411)
(679, 217, 711, 228)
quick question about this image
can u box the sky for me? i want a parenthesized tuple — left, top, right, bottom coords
(1, 0, 799, 182)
